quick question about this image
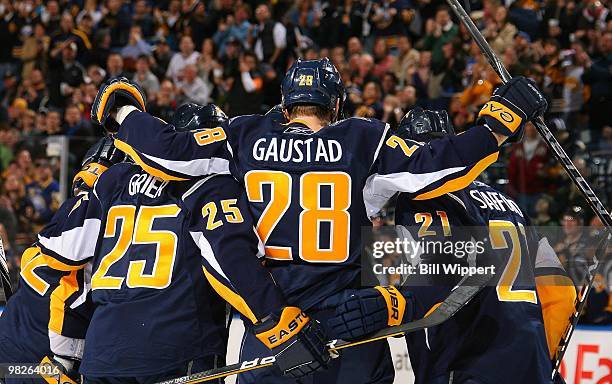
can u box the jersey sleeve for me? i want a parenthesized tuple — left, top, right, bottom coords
(186, 176, 287, 324)
(37, 191, 103, 267)
(114, 107, 232, 181)
(533, 235, 577, 358)
(364, 125, 499, 217)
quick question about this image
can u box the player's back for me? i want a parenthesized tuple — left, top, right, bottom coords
(0, 196, 92, 365)
(227, 115, 388, 309)
(395, 183, 551, 384)
(81, 163, 228, 377)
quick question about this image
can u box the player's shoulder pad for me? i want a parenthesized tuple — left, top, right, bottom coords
(330, 116, 388, 132)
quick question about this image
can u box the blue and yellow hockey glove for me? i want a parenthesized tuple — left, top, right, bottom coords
(328, 286, 411, 340)
(91, 77, 146, 132)
(72, 136, 126, 195)
(253, 307, 330, 378)
(478, 76, 547, 142)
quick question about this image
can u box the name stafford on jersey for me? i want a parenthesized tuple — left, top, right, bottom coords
(252, 137, 343, 163)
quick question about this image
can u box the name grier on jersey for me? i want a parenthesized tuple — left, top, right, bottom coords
(252, 137, 343, 163)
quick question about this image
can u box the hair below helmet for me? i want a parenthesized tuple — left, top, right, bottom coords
(397, 107, 455, 142)
(281, 58, 345, 120)
(172, 103, 228, 132)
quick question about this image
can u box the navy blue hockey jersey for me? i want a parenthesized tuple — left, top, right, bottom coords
(395, 182, 562, 384)
(37, 164, 286, 377)
(114, 109, 501, 309)
(0, 195, 93, 366)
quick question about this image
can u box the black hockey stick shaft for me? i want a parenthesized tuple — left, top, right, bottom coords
(551, 232, 610, 378)
(155, 274, 490, 384)
(445, 0, 611, 229)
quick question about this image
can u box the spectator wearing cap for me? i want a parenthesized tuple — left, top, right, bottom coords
(508, 123, 552, 216)
(422, 6, 458, 69)
(121, 26, 153, 62)
(132, 55, 160, 98)
(98, 0, 132, 48)
(49, 12, 90, 65)
(252, 4, 287, 73)
(151, 38, 173, 81)
(166, 35, 201, 83)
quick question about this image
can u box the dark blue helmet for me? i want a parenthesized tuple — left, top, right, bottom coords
(172, 103, 228, 132)
(281, 58, 345, 121)
(397, 107, 455, 142)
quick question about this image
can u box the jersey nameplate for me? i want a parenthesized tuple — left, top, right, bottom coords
(129, 172, 169, 198)
(252, 137, 342, 163)
(469, 189, 523, 217)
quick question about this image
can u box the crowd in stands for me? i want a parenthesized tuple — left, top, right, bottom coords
(0, 0, 609, 322)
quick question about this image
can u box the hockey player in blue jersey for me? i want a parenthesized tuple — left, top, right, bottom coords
(91, 61, 546, 383)
(328, 108, 577, 384)
(0, 137, 125, 384)
(39, 99, 329, 384)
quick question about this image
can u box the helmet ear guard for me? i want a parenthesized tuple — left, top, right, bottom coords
(397, 107, 455, 142)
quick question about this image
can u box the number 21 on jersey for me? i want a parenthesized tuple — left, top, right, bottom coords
(245, 170, 351, 263)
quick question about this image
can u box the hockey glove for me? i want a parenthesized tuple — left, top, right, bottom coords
(51, 355, 81, 383)
(91, 77, 146, 132)
(328, 286, 411, 340)
(253, 307, 330, 378)
(478, 76, 547, 142)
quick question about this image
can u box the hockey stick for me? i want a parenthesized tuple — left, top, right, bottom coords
(443, 0, 612, 377)
(0, 236, 12, 302)
(155, 273, 491, 384)
(444, 0, 611, 229)
(551, 231, 610, 378)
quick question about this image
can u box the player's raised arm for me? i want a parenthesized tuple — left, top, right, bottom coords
(91, 77, 232, 181)
(187, 175, 331, 378)
(363, 77, 547, 217)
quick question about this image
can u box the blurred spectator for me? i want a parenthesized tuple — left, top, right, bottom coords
(422, 7, 458, 68)
(48, 41, 85, 107)
(121, 26, 153, 62)
(19, 22, 50, 79)
(24, 158, 59, 225)
(252, 4, 287, 72)
(131, 0, 155, 39)
(508, 123, 551, 216)
(227, 51, 263, 116)
(166, 35, 200, 83)
(63, 104, 93, 137)
(213, 4, 252, 56)
(105, 53, 126, 80)
(132, 55, 160, 98)
(554, 206, 591, 285)
(176, 64, 211, 105)
(485, 6, 518, 56)
(147, 79, 176, 124)
(582, 31, 612, 132)
(393, 36, 419, 86)
(98, 0, 131, 48)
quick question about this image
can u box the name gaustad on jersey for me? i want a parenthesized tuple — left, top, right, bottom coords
(252, 137, 343, 163)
